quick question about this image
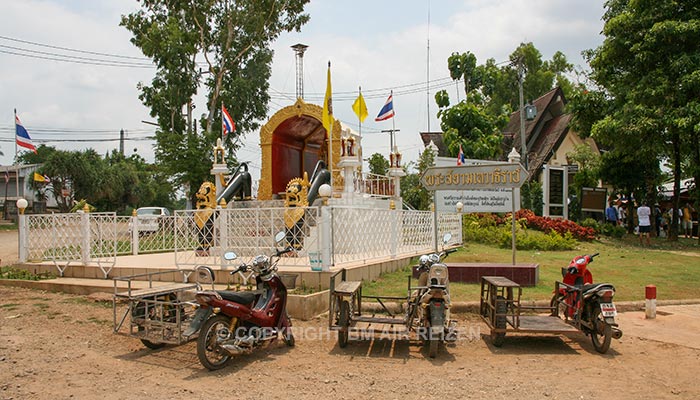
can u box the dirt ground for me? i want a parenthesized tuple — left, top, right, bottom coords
(1, 229, 699, 399)
(0, 231, 18, 267)
(1, 286, 699, 400)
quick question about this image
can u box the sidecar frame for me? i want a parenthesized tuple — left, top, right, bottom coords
(112, 270, 200, 346)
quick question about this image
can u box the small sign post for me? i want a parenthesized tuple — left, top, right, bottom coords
(420, 161, 528, 261)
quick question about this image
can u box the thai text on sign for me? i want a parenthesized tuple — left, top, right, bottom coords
(420, 163, 528, 190)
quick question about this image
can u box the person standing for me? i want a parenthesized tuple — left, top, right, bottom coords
(682, 202, 696, 238)
(605, 201, 619, 225)
(637, 202, 652, 246)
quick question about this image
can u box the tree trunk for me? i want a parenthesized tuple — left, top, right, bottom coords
(668, 131, 681, 241)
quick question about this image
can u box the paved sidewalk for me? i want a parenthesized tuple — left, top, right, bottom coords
(616, 304, 700, 350)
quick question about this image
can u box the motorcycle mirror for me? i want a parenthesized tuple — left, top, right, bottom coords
(223, 251, 238, 261)
(274, 231, 286, 244)
(442, 232, 452, 244)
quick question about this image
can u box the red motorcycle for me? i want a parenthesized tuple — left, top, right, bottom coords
(552, 253, 623, 353)
(187, 232, 295, 370)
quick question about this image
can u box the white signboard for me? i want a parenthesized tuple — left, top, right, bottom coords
(436, 188, 518, 213)
(430, 157, 521, 213)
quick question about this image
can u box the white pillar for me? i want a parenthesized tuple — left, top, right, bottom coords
(18, 213, 27, 263)
(320, 205, 332, 271)
(80, 210, 90, 265)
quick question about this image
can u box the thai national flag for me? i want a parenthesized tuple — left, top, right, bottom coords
(457, 144, 465, 166)
(15, 115, 37, 153)
(222, 105, 235, 137)
(374, 94, 395, 121)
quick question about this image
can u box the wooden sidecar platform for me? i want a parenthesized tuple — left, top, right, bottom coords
(480, 276, 578, 346)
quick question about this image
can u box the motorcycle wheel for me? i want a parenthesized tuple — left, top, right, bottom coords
(133, 297, 174, 350)
(549, 293, 566, 317)
(282, 316, 295, 347)
(590, 304, 612, 354)
(197, 315, 233, 370)
(338, 300, 350, 348)
(491, 295, 507, 347)
(428, 336, 438, 358)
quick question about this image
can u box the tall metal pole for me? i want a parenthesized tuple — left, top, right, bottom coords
(13, 109, 19, 201)
(518, 60, 527, 171)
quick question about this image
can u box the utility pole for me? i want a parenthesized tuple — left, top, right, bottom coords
(381, 129, 401, 155)
(119, 129, 124, 155)
(517, 58, 527, 171)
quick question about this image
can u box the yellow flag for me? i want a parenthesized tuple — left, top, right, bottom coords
(322, 62, 333, 135)
(33, 172, 45, 182)
(352, 91, 368, 122)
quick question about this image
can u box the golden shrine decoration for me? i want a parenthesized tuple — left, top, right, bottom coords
(194, 181, 217, 229)
(283, 172, 310, 229)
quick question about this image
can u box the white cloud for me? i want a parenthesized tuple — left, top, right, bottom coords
(1, 0, 606, 183)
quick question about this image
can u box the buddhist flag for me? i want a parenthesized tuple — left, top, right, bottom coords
(352, 90, 368, 123)
(322, 61, 333, 135)
(33, 172, 46, 182)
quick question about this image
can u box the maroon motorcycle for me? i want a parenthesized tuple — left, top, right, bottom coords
(187, 232, 295, 370)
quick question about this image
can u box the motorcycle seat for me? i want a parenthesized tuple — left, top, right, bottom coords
(217, 290, 259, 305)
(581, 283, 615, 297)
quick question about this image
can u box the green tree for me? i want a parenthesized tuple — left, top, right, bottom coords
(566, 144, 601, 221)
(121, 0, 310, 202)
(400, 147, 434, 210)
(436, 43, 573, 162)
(585, 0, 700, 240)
(367, 153, 389, 176)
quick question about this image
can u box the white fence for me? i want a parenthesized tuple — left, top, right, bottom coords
(19, 206, 462, 275)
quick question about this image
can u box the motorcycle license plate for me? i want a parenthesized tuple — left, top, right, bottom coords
(600, 303, 617, 317)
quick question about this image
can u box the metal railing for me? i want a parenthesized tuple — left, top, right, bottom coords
(19, 206, 462, 276)
(354, 172, 394, 198)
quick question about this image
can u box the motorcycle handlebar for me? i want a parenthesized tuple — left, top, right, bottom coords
(275, 246, 294, 257)
(590, 252, 600, 260)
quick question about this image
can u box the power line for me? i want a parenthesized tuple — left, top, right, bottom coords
(0, 34, 146, 61)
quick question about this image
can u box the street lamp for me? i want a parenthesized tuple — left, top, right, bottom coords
(16, 198, 28, 215)
(456, 201, 464, 213)
(318, 184, 332, 205)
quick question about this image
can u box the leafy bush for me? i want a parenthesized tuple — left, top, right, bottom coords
(502, 230, 577, 251)
(463, 213, 576, 250)
(600, 223, 626, 238)
(515, 209, 596, 241)
(0, 267, 55, 281)
(579, 218, 600, 234)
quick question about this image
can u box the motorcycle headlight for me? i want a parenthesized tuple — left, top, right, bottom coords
(419, 255, 430, 266)
(252, 255, 270, 273)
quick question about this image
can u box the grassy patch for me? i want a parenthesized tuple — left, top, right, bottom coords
(0, 224, 17, 231)
(363, 238, 700, 302)
(59, 297, 111, 309)
(0, 267, 55, 280)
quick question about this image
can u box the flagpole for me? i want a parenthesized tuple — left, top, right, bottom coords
(328, 62, 333, 191)
(13, 109, 18, 201)
(390, 90, 395, 153)
(221, 104, 224, 142)
(357, 86, 362, 138)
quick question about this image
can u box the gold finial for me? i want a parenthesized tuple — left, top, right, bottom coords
(219, 198, 227, 208)
(83, 204, 90, 213)
(389, 200, 396, 210)
(132, 208, 137, 216)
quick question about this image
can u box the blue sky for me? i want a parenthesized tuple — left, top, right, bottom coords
(0, 0, 607, 184)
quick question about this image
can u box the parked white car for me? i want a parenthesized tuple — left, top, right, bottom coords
(131, 207, 170, 234)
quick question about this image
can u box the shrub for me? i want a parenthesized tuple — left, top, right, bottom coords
(580, 218, 600, 234)
(499, 230, 576, 251)
(515, 209, 596, 241)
